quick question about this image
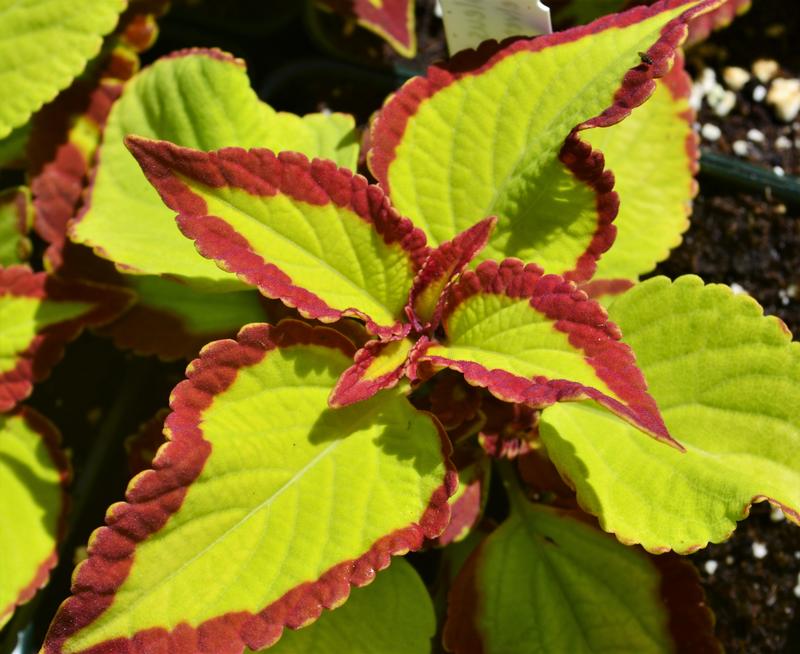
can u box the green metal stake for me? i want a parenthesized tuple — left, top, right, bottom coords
(699, 149, 800, 206)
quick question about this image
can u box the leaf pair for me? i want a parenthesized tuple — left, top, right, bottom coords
(125, 136, 677, 448)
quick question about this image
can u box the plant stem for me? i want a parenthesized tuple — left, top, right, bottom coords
(495, 459, 529, 516)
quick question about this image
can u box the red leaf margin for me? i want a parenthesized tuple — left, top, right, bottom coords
(42, 319, 457, 654)
(125, 136, 429, 336)
(0, 406, 71, 627)
(685, 0, 750, 46)
(367, 0, 724, 282)
(435, 456, 490, 548)
(29, 81, 122, 269)
(318, 0, 416, 57)
(0, 266, 134, 412)
(419, 259, 680, 449)
(328, 332, 410, 408)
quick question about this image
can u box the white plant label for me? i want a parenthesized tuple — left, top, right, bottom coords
(438, 1, 553, 55)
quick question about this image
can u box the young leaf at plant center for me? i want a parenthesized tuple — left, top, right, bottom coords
(255, 558, 435, 654)
(317, 0, 416, 57)
(0, 0, 125, 139)
(0, 407, 70, 629)
(539, 276, 800, 553)
(42, 320, 454, 654)
(368, 0, 724, 281)
(419, 259, 677, 447)
(426, 370, 483, 432)
(70, 49, 361, 288)
(328, 336, 417, 407)
(0, 265, 133, 411)
(126, 137, 427, 331)
(583, 53, 696, 280)
(0, 187, 34, 266)
(479, 398, 539, 459)
(443, 499, 717, 653)
(97, 276, 272, 361)
(407, 216, 497, 331)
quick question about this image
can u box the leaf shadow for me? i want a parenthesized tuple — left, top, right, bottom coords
(538, 417, 601, 517)
(279, 350, 441, 478)
(0, 441, 62, 541)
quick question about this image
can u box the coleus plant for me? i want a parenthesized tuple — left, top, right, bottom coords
(0, 0, 797, 653)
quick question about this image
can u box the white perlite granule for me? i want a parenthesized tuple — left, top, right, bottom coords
(752, 541, 768, 559)
(770, 506, 786, 522)
(752, 58, 780, 84)
(723, 66, 750, 91)
(701, 123, 722, 141)
(767, 78, 800, 122)
(732, 140, 749, 156)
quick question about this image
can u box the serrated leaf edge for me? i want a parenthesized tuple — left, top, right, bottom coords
(43, 319, 456, 654)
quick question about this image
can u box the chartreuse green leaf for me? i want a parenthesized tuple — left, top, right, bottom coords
(421, 260, 676, 447)
(43, 320, 453, 654)
(369, 0, 723, 281)
(0, 407, 69, 628)
(585, 56, 695, 280)
(0, 265, 132, 411)
(0, 0, 125, 139)
(444, 502, 675, 654)
(70, 50, 360, 289)
(99, 275, 269, 360)
(258, 558, 435, 654)
(539, 276, 800, 553)
(0, 187, 33, 266)
(126, 137, 427, 332)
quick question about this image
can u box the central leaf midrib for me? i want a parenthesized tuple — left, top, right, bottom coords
(77, 437, 345, 640)
(482, 24, 668, 220)
(192, 180, 404, 324)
